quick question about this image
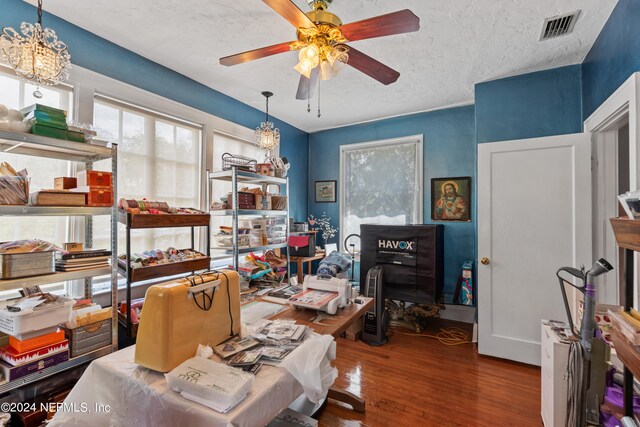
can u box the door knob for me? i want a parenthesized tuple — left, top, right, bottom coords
(480, 257, 490, 265)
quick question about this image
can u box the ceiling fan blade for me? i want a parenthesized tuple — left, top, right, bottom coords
(339, 9, 419, 43)
(346, 46, 400, 85)
(262, 0, 316, 29)
(220, 41, 294, 66)
(295, 67, 319, 100)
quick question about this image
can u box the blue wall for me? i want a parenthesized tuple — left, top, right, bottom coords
(2, 0, 308, 218)
(308, 106, 476, 303)
(475, 65, 583, 143)
(582, 0, 640, 120)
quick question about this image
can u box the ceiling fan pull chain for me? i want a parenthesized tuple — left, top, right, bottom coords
(307, 78, 311, 113)
(317, 81, 321, 118)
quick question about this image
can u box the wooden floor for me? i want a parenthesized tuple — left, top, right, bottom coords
(318, 319, 541, 427)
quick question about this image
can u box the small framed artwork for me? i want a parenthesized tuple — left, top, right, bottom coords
(431, 177, 471, 221)
(315, 180, 337, 203)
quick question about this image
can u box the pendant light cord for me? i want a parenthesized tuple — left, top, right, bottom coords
(37, 0, 43, 26)
(265, 95, 269, 122)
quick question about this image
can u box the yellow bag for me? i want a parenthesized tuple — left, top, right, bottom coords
(135, 270, 241, 372)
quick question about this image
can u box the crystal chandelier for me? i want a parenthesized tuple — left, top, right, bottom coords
(1, 0, 71, 98)
(255, 91, 280, 156)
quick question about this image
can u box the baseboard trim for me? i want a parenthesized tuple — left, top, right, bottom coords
(440, 304, 476, 324)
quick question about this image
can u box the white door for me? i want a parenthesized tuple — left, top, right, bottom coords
(478, 133, 592, 366)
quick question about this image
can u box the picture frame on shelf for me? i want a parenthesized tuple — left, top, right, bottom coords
(315, 180, 336, 203)
(431, 176, 471, 222)
(618, 190, 640, 219)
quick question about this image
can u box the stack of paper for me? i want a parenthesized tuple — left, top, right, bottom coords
(165, 356, 254, 413)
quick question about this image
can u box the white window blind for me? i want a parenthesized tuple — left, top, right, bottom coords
(91, 96, 202, 258)
(0, 66, 74, 296)
(340, 137, 423, 251)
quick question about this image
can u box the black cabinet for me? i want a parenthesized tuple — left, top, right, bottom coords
(359, 224, 444, 304)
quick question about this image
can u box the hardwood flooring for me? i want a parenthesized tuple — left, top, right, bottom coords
(318, 319, 541, 427)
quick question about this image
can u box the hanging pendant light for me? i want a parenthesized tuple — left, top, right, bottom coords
(255, 91, 280, 157)
(1, 0, 71, 98)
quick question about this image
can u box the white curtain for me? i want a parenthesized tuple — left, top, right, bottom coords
(342, 139, 421, 251)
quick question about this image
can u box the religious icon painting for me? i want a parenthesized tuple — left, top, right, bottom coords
(431, 177, 471, 222)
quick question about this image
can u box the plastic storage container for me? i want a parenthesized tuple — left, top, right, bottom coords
(0, 296, 75, 340)
(214, 234, 250, 248)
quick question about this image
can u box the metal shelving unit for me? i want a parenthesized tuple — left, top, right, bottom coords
(0, 130, 118, 393)
(206, 168, 289, 272)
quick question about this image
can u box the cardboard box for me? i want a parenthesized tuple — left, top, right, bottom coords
(10, 330, 65, 353)
(76, 170, 113, 188)
(64, 242, 83, 252)
(0, 350, 68, 382)
(255, 195, 272, 210)
(0, 339, 68, 366)
(54, 177, 77, 190)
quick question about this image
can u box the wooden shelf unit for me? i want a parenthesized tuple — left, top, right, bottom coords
(118, 210, 211, 346)
(610, 217, 640, 417)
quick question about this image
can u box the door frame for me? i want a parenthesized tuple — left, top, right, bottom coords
(584, 72, 640, 307)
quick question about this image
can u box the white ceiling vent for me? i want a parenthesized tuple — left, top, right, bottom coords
(539, 11, 580, 41)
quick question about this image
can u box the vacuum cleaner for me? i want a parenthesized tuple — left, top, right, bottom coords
(557, 258, 614, 426)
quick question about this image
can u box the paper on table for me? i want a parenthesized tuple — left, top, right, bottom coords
(240, 301, 288, 325)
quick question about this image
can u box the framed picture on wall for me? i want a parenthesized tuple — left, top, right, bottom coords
(315, 180, 337, 203)
(431, 177, 471, 221)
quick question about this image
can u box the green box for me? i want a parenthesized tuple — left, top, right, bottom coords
(31, 123, 68, 140)
(29, 118, 68, 131)
(26, 111, 68, 129)
(20, 103, 67, 118)
(66, 131, 85, 143)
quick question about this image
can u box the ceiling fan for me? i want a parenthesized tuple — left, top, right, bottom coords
(219, 0, 420, 103)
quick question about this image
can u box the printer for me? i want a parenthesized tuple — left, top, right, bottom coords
(289, 275, 350, 315)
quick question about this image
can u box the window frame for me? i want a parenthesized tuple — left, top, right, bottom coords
(339, 135, 424, 251)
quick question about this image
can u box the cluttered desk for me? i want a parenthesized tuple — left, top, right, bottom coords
(49, 271, 371, 426)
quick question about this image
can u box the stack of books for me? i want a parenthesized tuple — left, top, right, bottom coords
(609, 308, 640, 345)
(55, 249, 111, 272)
(0, 330, 69, 383)
(20, 104, 86, 142)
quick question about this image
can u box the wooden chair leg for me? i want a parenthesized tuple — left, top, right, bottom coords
(327, 387, 366, 412)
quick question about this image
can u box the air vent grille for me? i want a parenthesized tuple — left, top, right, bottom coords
(540, 11, 580, 41)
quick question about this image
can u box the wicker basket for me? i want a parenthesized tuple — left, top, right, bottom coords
(221, 153, 257, 172)
(271, 195, 287, 210)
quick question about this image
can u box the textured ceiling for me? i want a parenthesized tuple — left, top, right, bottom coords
(28, 0, 616, 133)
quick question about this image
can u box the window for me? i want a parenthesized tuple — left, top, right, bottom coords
(340, 136, 423, 251)
(0, 67, 74, 296)
(91, 97, 202, 261)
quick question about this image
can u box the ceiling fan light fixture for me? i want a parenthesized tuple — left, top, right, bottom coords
(294, 61, 313, 78)
(326, 44, 348, 67)
(255, 91, 280, 155)
(1, 0, 70, 95)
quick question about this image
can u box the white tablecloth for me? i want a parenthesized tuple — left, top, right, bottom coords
(49, 346, 304, 427)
